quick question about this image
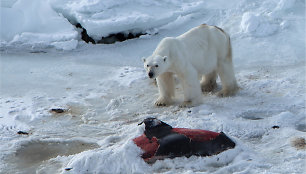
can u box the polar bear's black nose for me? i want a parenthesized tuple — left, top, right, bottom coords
(148, 72, 154, 78)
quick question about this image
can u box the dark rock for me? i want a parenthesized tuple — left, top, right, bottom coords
(50, 108, 66, 114)
(65, 168, 73, 171)
(17, 131, 29, 135)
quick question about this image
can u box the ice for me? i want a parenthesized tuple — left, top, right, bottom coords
(0, 0, 305, 173)
(50, 0, 205, 40)
(1, 0, 207, 49)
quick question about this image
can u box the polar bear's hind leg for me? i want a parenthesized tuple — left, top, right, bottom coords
(200, 70, 217, 92)
(179, 67, 203, 107)
(217, 59, 238, 97)
(217, 36, 238, 97)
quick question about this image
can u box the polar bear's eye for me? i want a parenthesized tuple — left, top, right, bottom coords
(147, 65, 149, 67)
(155, 65, 158, 68)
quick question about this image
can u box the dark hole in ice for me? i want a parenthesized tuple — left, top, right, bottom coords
(75, 23, 96, 44)
(97, 32, 145, 44)
(74, 23, 145, 44)
(296, 123, 306, 132)
(239, 113, 263, 120)
(30, 50, 47, 54)
(238, 110, 274, 120)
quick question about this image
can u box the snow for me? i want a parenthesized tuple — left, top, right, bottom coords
(0, 0, 305, 174)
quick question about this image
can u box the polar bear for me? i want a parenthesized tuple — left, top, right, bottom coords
(143, 24, 238, 107)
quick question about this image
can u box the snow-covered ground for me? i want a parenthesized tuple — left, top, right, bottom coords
(0, 0, 305, 173)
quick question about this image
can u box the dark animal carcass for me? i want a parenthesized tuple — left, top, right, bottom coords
(133, 118, 235, 163)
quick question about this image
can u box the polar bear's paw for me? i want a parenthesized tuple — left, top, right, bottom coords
(179, 100, 193, 108)
(217, 88, 237, 97)
(155, 97, 171, 107)
(180, 97, 202, 107)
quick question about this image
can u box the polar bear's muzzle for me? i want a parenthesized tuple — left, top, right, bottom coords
(148, 71, 154, 78)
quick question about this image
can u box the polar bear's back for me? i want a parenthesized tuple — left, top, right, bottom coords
(153, 24, 231, 75)
(174, 24, 230, 74)
(177, 24, 229, 54)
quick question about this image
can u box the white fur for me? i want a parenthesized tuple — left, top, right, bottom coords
(143, 24, 238, 107)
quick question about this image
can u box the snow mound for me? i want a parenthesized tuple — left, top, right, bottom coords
(240, 12, 278, 37)
(63, 141, 149, 174)
(0, 0, 78, 50)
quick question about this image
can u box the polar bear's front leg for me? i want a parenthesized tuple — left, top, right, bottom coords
(155, 72, 175, 106)
(179, 68, 203, 107)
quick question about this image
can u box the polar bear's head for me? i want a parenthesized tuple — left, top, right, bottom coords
(143, 55, 169, 79)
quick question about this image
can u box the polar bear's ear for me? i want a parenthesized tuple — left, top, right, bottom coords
(163, 56, 167, 62)
(142, 57, 146, 62)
